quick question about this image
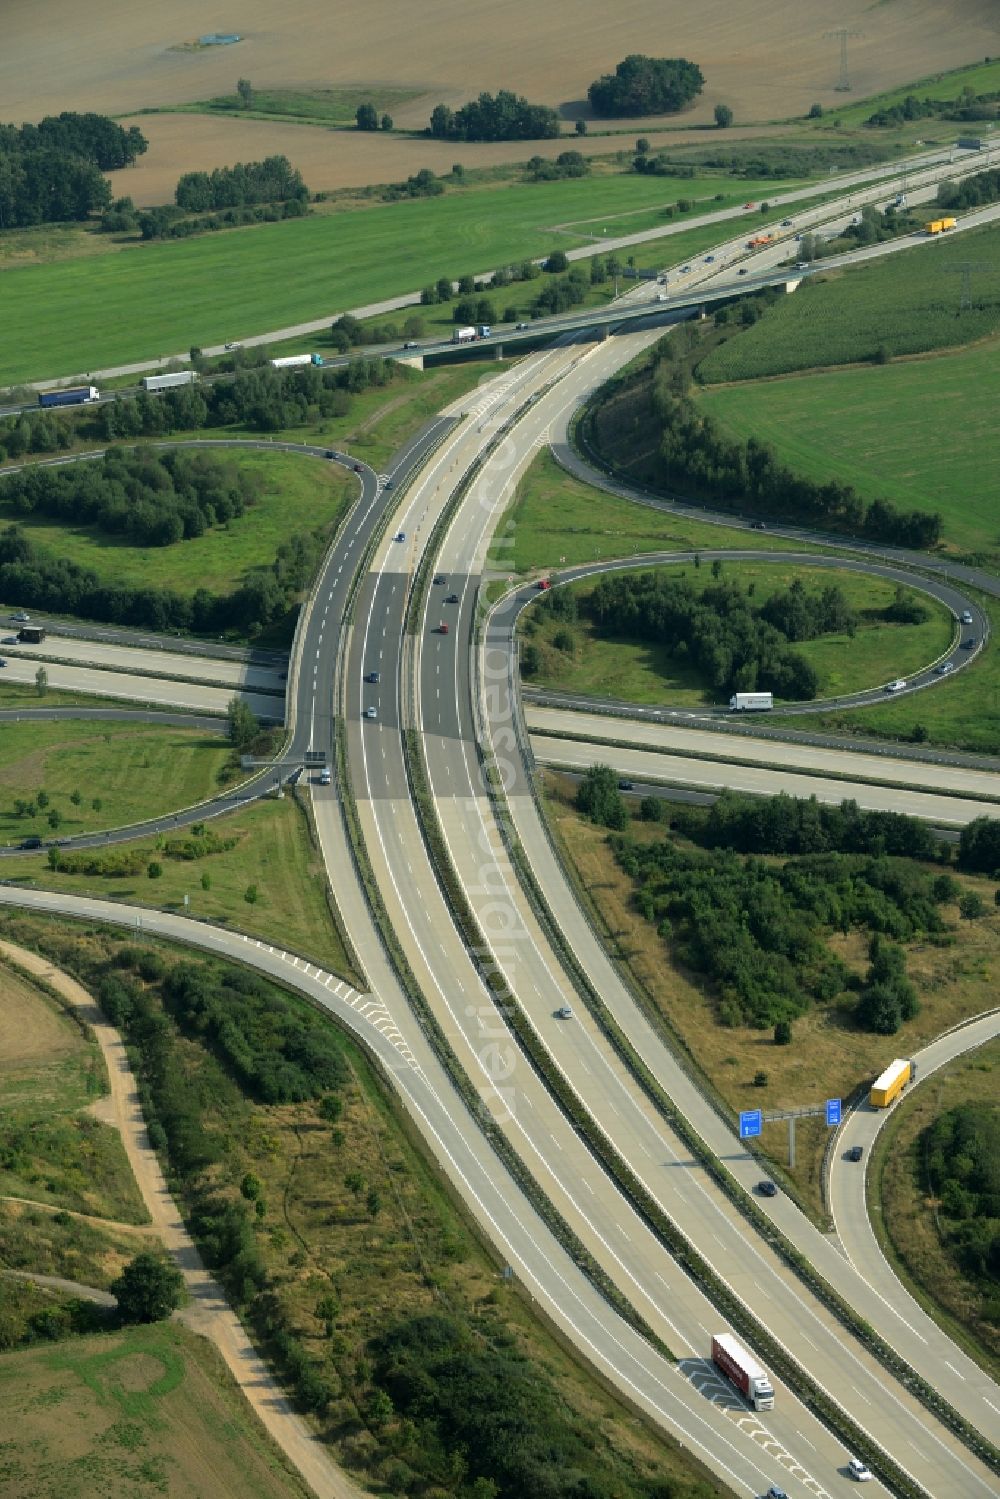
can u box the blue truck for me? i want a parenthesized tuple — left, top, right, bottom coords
(38, 385, 100, 408)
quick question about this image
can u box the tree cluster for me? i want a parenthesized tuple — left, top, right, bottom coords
(175, 154, 307, 210)
(135, 196, 307, 241)
(958, 816, 1000, 875)
(938, 166, 1000, 213)
(679, 790, 940, 862)
(612, 830, 945, 1029)
(381, 166, 444, 202)
(855, 933, 919, 1034)
(647, 364, 942, 548)
(923, 1102, 1000, 1287)
(0, 446, 263, 548)
(526, 150, 589, 181)
(576, 764, 629, 830)
(585, 570, 858, 699)
(0, 112, 147, 228)
(429, 91, 560, 142)
(588, 55, 704, 117)
(866, 87, 1000, 129)
(364, 1313, 696, 1499)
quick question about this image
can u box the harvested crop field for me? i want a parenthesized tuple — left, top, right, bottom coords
(3, 0, 995, 142)
(103, 114, 784, 206)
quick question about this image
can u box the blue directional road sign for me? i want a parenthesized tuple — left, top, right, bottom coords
(826, 1098, 842, 1127)
(739, 1109, 763, 1140)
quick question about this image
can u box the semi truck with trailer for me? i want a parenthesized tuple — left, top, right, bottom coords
(924, 217, 957, 235)
(711, 1335, 775, 1410)
(729, 691, 773, 712)
(142, 371, 196, 392)
(746, 234, 774, 249)
(38, 386, 99, 408)
(268, 354, 324, 368)
(452, 325, 491, 344)
(870, 1058, 915, 1108)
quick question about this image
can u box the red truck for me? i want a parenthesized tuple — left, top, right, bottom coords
(711, 1334, 775, 1410)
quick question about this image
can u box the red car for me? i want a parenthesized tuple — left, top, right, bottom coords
(537, 578, 551, 591)
(438, 621, 449, 635)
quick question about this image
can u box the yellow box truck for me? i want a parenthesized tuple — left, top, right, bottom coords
(870, 1057, 914, 1108)
(924, 217, 957, 235)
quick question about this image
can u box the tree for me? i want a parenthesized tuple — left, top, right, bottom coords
(226, 696, 259, 750)
(544, 249, 569, 272)
(575, 764, 628, 830)
(575, 118, 588, 135)
(244, 884, 258, 904)
(774, 1020, 792, 1045)
(240, 1172, 263, 1201)
(356, 103, 379, 131)
(112, 1252, 184, 1323)
(714, 103, 734, 128)
(237, 79, 254, 109)
(366, 1187, 381, 1219)
(201, 871, 211, 891)
(588, 56, 705, 117)
(34, 666, 47, 696)
(808, 102, 824, 118)
(959, 891, 985, 919)
(435, 276, 453, 302)
(47, 807, 62, 830)
(380, 113, 393, 131)
(147, 861, 163, 880)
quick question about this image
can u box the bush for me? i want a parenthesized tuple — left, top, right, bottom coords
(111, 1252, 184, 1324)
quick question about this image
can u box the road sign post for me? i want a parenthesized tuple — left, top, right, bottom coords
(739, 1109, 762, 1140)
(825, 1098, 842, 1128)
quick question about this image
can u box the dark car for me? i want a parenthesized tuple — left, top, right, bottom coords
(445, 593, 459, 604)
(737, 267, 748, 275)
(433, 574, 447, 585)
(353, 463, 362, 473)
(19, 835, 43, 850)
(403, 341, 419, 349)
(750, 520, 766, 530)
(325, 450, 336, 459)
(847, 1145, 863, 1162)
(516, 322, 529, 331)
(962, 638, 976, 649)
(618, 780, 634, 792)
(758, 1181, 778, 1198)
(366, 670, 381, 684)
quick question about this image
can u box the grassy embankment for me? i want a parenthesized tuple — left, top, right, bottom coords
(0, 1321, 316, 1499)
(140, 84, 428, 128)
(538, 769, 1000, 1217)
(871, 1037, 1000, 1378)
(813, 57, 1000, 131)
(521, 561, 953, 706)
(0, 722, 231, 845)
(0, 793, 358, 982)
(0, 911, 722, 1499)
(0, 168, 812, 384)
(0, 953, 152, 1298)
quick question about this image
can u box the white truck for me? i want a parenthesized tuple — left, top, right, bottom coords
(711, 1334, 775, 1410)
(142, 371, 196, 392)
(729, 691, 773, 712)
(452, 325, 491, 344)
(268, 354, 323, 368)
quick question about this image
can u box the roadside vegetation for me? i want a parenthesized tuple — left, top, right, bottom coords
(0, 721, 232, 844)
(0, 791, 358, 982)
(520, 562, 952, 705)
(540, 771, 1000, 1214)
(873, 1038, 999, 1376)
(0, 1320, 317, 1499)
(0, 909, 723, 1499)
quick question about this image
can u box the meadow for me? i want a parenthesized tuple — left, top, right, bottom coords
(696, 221, 1000, 382)
(0, 721, 232, 844)
(698, 337, 1000, 563)
(0, 171, 811, 385)
(1, 449, 353, 598)
(523, 563, 953, 706)
(0, 1322, 315, 1499)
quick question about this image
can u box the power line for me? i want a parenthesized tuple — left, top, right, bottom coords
(943, 260, 991, 311)
(824, 28, 862, 92)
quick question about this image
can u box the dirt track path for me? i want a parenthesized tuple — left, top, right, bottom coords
(0, 941, 361, 1499)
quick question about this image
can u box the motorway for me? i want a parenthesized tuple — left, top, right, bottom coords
(4, 160, 1000, 1496)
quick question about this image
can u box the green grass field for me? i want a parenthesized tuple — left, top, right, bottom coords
(0, 722, 232, 843)
(0, 791, 358, 982)
(524, 563, 953, 706)
(697, 221, 1000, 382)
(0, 171, 809, 384)
(1, 449, 353, 598)
(490, 448, 829, 573)
(698, 337, 1000, 563)
(818, 58, 1000, 130)
(771, 588, 1000, 756)
(0, 1322, 315, 1499)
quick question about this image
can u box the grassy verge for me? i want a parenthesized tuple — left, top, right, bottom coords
(696, 221, 1000, 382)
(0, 908, 725, 1499)
(538, 769, 1000, 1218)
(0, 792, 359, 985)
(0, 721, 232, 844)
(698, 336, 1000, 566)
(0, 1320, 316, 1499)
(142, 85, 427, 128)
(871, 1036, 1000, 1380)
(522, 561, 953, 706)
(489, 448, 825, 574)
(0, 957, 146, 1225)
(0, 169, 827, 385)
